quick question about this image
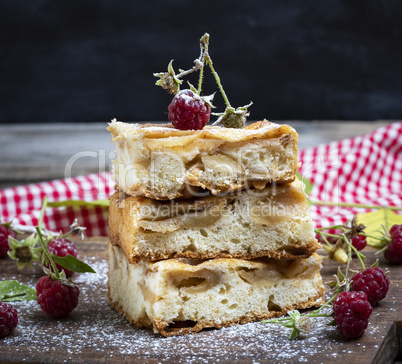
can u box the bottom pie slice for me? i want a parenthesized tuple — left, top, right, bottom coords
(108, 243, 325, 337)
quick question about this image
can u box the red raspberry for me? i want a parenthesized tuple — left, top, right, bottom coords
(36, 276, 79, 319)
(0, 225, 16, 259)
(168, 89, 211, 130)
(351, 234, 367, 251)
(384, 238, 402, 264)
(384, 225, 402, 265)
(390, 224, 402, 237)
(47, 238, 78, 277)
(351, 267, 389, 306)
(0, 301, 18, 338)
(333, 291, 373, 339)
(0, 234, 9, 259)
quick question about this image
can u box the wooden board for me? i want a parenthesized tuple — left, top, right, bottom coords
(1, 238, 401, 363)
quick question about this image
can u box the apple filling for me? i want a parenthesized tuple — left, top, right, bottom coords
(135, 183, 307, 234)
(247, 185, 308, 225)
(138, 200, 226, 233)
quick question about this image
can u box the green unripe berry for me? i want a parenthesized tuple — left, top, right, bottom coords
(221, 113, 246, 128)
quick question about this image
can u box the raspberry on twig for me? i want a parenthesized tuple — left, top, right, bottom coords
(351, 234, 367, 251)
(47, 238, 78, 277)
(351, 266, 389, 306)
(384, 224, 402, 264)
(168, 90, 211, 130)
(0, 224, 16, 259)
(155, 33, 252, 130)
(36, 276, 79, 319)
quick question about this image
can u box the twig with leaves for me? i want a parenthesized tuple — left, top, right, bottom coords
(7, 197, 86, 269)
(315, 217, 366, 264)
(1, 197, 95, 317)
(154, 33, 252, 128)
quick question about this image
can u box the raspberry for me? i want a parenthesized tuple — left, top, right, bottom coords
(351, 234, 367, 251)
(168, 90, 211, 130)
(36, 276, 79, 319)
(47, 238, 78, 277)
(384, 225, 402, 265)
(0, 301, 18, 338)
(0, 225, 15, 238)
(333, 291, 372, 339)
(0, 234, 9, 259)
(384, 237, 402, 264)
(390, 224, 402, 237)
(0, 225, 16, 259)
(351, 267, 389, 306)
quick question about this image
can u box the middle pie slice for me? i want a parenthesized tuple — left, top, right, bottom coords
(109, 180, 320, 263)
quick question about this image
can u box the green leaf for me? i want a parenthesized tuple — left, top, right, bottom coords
(8, 236, 21, 250)
(155, 79, 164, 87)
(289, 328, 300, 340)
(1, 220, 12, 228)
(326, 319, 336, 326)
(357, 209, 402, 245)
(47, 199, 109, 208)
(187, 82, 198, 94)
(0, 280, 37, 302)
(167, 59, 175, 76)
(296, 172, 314, 195)
(337, 266, 345, 281)
(283, 320, 295, 328)
(288, 310, 301, 320)
(236, 101, 253, 111)
(52, 254, 96, 274)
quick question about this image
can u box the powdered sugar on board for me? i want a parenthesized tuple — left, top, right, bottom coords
(2, 251, 397, 364)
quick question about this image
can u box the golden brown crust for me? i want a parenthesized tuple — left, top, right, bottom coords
(156, 293, 325, 337)
(184, 172, 296, 197)
(109, 234, 320, 264)
(108, 119, 298, 143)
(121, 174, 296, 201)
(124, 186, 185, 201)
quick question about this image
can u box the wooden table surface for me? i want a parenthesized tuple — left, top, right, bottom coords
(1, 240, 401, 364)
(0, 120, 401, 363)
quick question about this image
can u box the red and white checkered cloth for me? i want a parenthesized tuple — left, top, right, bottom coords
(0, 173, 113, 236)
(1, 122, 401, 236)
(300, 121, 402, 227)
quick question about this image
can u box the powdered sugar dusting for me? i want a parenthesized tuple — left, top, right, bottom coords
(2, 258, 394, 363)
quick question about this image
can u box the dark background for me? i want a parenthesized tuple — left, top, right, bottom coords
(0, 0, 401, 123)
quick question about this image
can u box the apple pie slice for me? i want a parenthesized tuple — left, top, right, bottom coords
(108, 243, 325, 336)
(108, 119, 299, 200)
(109, 180, 320, 263)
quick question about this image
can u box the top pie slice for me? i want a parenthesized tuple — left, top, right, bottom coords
(108, 119, 299, 200)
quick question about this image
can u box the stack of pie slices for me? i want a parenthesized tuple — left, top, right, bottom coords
(107, 119, 324, 336)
